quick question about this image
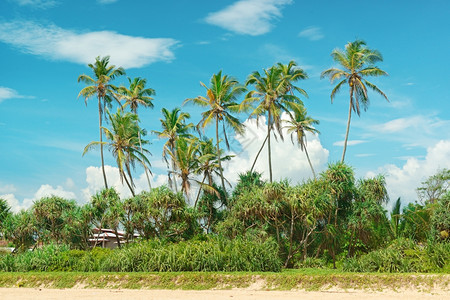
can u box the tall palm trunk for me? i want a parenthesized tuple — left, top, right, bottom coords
(138, 130, 152, 190)
(267, 110, 273, 183)
(98, 97, 108, 189)
(250, 134, 268, 173)
(301, 140, 316, 179)
(194, 173, 207, 208)
(216, 118, 227, 200)
(122, 171, 135, 197)
(341, 89, 354, 163)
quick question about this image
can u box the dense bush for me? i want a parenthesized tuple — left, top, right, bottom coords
(343, 238, 450, 273)
(0, 236, 281, 272)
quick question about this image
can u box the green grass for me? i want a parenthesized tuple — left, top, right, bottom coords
(0, 269, 448, 292)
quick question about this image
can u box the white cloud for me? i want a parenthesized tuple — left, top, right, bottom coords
(205, 0, 292, 36)
(0, 20, 179, 69)
(1, 184, 76, 213)
(333, 140, 367, 147)
(0, 184, 16, 194)
(0, 86, 29, 103)
(367, 140, 450, 206)
(223, 114, 329, 184)
(82, 165, 167, 202)
(298, 26, 324, 41)
(97, 0, 118, 4)
(12, 0, 58, 9)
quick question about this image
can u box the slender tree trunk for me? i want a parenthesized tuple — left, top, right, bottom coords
(302, 140, 316, 179)
(170, 145, 179, 193)
(250, 134, 268, 173)
(194, 173, 207, 208)
(216, 118, 227, 200)
(341, 89, 354, 163)
(267, 110, 273, 183)
(122, 171, 136, 197)
(98, 97, 108, 189)
(114, 228, 121, 249)
(138, 130, 152, 190)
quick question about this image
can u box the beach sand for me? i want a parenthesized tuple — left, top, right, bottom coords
(1, 288, 448, 300)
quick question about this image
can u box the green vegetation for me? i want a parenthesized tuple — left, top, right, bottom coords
(0, 271, 448, 291)
(0, 40, 448, 277)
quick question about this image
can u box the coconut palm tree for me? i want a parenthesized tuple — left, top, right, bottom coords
(184, 71, 246, 198)
(284, 106, 319, 179)
(83, 109, 151, 197)
(167, 137, 204, 202)
(78, 56, 125, 189)
(243, 61, 307, 182)
(194, 137, 232, 207)
(153, 107, 194, 192)
(118, 77, 155, 190)
(321, 40, 388, 162)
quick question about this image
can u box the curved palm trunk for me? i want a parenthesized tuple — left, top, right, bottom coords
(267, 110, 273, 183)
(98, 97, 108, 189)
(341, 89, 354, 163)
(138, 130, 152, 190)
(194, 173, 207, 208)
(250, 134, 268, 173)
(216, 118, 227, 200)
(302, 140, 316, 179)
(122, 171, 135, 197)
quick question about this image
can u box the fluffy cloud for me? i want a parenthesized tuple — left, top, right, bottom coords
(1, 184, 76, 212)
(374, 115, 450, 148)
(12, 0, 58, 9)
(223, 114, 329, 184)
(367, 140, 450, 206)
(0, 87, 30, 103)
(205, 0, 292, 36)
(298, 26, 324, 41)
(0, 21, 178, 69)
(82, 165, 167, 201)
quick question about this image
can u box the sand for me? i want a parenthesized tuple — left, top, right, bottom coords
(1, 288, 448, 300)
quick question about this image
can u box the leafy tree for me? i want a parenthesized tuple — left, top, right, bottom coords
(401, 202, 431, 242)
(153, 107, 194, 192)
(321, 40, 388, 162)
(90, 188, 124, 248)
(118, 77, 155, 190)
(185, 71, 246, 198)
(284, 106, 320, 179)
(126, 186, 189, 239)
(430, 191, 450, 241)
(3, 210, 36, 251)
(84, 109, 151, 196)
(32, 196, 77, 244)
(244, 61, 307, 182)
(417, 168, 450, 204)
(78, 56, 125, 189)
(0, 198, 11, 237)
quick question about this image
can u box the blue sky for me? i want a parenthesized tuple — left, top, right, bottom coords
(0, 0, 449, 210)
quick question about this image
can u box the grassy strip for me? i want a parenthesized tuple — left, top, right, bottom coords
(0, 269, 448, 292)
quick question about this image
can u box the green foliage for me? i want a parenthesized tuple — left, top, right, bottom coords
(0, 237, 281, 272)
(417, 168, 450, 204)
(343, 238, 450, 273)
(430, 192, 450, 241)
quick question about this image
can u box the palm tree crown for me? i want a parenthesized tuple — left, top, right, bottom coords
(184, 71, 246, 199)
(321, 40, 388, 162)
(284, 106, 320, 178)
(243, 61, 308, 182)
(153, 107, 194, 191)
(118, 77, 155, 114)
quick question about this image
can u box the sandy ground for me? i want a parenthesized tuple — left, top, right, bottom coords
(0, 288, 448, 300)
